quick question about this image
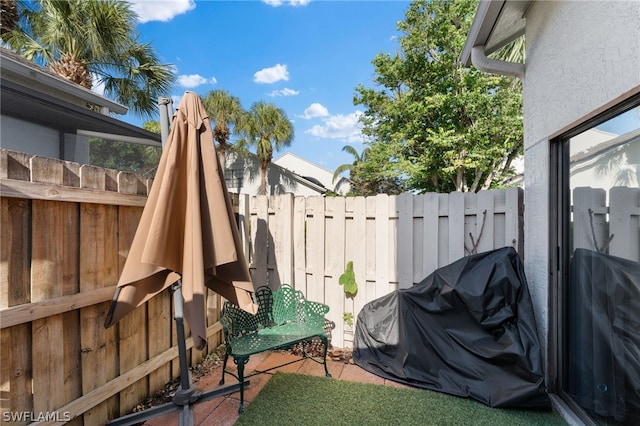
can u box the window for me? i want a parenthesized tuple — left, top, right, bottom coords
(551, 96, 640, 425)
(225, 168, 244, 189)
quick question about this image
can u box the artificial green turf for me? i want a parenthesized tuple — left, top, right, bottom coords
(235, 372, 566, 426)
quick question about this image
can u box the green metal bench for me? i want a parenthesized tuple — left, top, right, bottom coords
(219, 284, 332, 413)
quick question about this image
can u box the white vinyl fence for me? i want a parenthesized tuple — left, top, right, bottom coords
(573, 186, 640, 261)
(236, 188, 524, 348)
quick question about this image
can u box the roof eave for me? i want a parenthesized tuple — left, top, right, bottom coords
(1, 48, 128, 115)
(461, 0, 531, 67)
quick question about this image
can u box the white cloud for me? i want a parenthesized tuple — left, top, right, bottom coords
(177, 74, 217, 88)
(253, 64, 289, 84)
(299, 103, 329, 119)
(269, 88, 300, 97)
(305, 111, 364, 143)
(129, 0, 196, 23)
(263, 0, 311, 6)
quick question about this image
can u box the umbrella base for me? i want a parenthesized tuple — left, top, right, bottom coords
(106, 381, 249, 426)
(108, 282, 248, 426)
(173, 384, 201, 406)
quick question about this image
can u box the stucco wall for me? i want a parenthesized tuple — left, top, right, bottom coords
(523, 0, 640, 357)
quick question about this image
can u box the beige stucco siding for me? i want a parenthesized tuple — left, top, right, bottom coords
(522, 0, 640, 358)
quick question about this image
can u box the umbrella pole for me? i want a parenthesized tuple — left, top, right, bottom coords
(171, 280, 200, 426)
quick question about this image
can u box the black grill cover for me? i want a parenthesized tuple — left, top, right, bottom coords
(568, 248, 640, 423)
(353, 247, 550, 408)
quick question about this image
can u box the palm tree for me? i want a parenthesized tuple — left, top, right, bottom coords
(4, 0, 175, 118)
(332, 145, 369, 183)
(491, 35, 525, 63)
(237, 101, 294, 196)
(203, 89, 244, 168)
(0, 0, 21, 41)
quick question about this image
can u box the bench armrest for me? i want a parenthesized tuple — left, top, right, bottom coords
(299, 299, 330, 330)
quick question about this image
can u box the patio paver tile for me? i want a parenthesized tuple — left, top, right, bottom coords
(338, 363, 385, 385)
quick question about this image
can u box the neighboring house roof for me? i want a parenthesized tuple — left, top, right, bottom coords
(225, 151, 328, 196)
(571, 128, 640, 166)
(460, 0, 532, 67)
(273, 152, 351, 195)
(0, 47, 160, 145)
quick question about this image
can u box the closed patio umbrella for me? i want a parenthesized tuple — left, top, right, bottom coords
(104, 92, 258, 425)
(104, 90, 257, 349)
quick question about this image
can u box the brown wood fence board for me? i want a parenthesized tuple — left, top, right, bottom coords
(171, 303, 180, 381)
(0, 198, 30, 309)
(0, 178, 148, 207)
(118, 307, 148, 415)
(2, 324, 33, 424)
(30, 197, 80, 418)
(79, 203, 119, 425)
(62, 310, 82, 426)
(147, 290, 172, 394)
(0, 150, 31, 180)
(205, 290, 222, 354)
(30, 157, 80, 187)
(80, 165, 118, 193)
(117, 204, 149, 416)
(0, 287, 115, 328)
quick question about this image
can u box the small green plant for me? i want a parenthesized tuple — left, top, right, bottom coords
(343, 312, 354, 327)
(338, 261, 358, 298)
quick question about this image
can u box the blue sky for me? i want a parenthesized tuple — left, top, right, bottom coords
(124, 0, 412, 175)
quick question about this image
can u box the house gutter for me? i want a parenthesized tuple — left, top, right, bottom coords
(460, 0, 527, 79)
(471, 45, 524, 78)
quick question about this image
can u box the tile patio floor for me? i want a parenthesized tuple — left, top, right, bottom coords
(141, 351, 410, 426)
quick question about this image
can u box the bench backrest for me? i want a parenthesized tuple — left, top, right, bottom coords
(221, 284, 329, 339)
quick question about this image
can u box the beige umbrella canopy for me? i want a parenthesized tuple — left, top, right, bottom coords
(105, 91, 257, 350)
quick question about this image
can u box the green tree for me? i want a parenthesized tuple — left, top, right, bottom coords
(4, 0, 175, 118)
(237, 101, 294, 196)
(332, 145, 403, 196)
(354, 0, 523, 193)
(491, 35, 525, 63)
(350, 142, 406, 195)
(203, 89, 244, 168)
(332, 145, 368, 183)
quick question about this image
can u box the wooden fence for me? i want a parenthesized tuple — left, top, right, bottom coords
(0, 147, 526, 424)
(241, 188, 524, 348)
(0, 150, 225, 426)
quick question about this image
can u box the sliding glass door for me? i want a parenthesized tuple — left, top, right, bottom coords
(553, 101, 640, 425)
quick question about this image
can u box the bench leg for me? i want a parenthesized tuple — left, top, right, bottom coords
(234, 356, 249, 414)
(321, 335, 332, 378)
(219, 351, 229, 385)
